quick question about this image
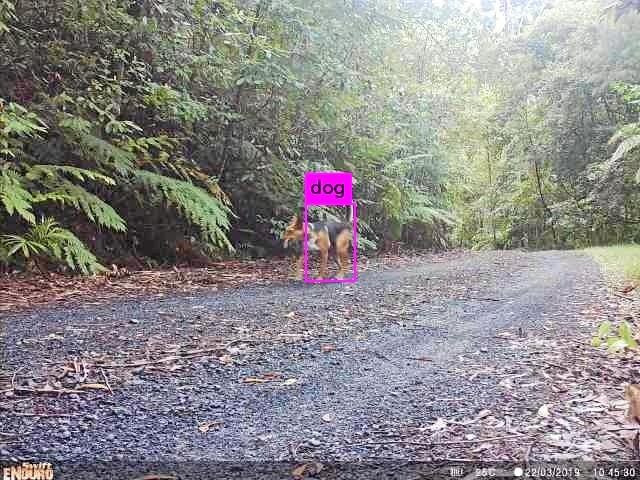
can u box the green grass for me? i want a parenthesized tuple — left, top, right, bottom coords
(586, 244, 640, 283)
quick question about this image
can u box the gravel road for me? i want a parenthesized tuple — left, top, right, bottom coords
(0, 250, 622, 479)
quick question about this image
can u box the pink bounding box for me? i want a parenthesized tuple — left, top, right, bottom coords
(302, 172, 357, 284)
(304, 172, 353, 206)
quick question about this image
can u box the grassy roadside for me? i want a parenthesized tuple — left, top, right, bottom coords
(586, 245, 640, 353)
(586, 245, 640, 285)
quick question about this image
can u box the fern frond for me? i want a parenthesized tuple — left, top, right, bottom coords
(2, 217, 105, 274)
(31, 191, 75, 203)
(59, 119, 136, 175)
(133, 170, 233, 251)
(406, 203, 457, 226)
(34, 218, 104, 274)
(0, 168, 35, 223)
(203, 176, 233, 207)
(79, 134, 136, 175)
(1, 234, 47, 258)
(121, 135, 179, 157)
(0, 101, 48, 137)
(51, 227, 106, 275)
(37, 181, 126, 231)
(58, 115, 92, 135)
(404, 191, 457, 226)
(26, 164, 116, 185)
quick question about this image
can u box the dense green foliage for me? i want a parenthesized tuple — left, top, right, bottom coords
(1, 0, 640, 273)
(448, 0, 640, 249)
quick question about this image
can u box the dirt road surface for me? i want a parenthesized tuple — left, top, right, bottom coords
(0, 251, 635, 478)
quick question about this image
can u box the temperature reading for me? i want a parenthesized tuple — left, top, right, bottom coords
(476, 467, 496, 477)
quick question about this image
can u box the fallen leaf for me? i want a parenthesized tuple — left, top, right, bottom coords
(429, 417, 447, 431)
(555, 417, 572, 429)
(520, 382, 542, 388)
(322, 413, 335, 422)
(291, 464, 308, 479)
(44, 333, 64, 341)
(285, 311, 296, 318)
(572, 406, 606, 414)
(158, 364, 182, 372)
(242, 372, 281, 384)
(498, 377, 513, 389)
(320, 344, 335, 353)
(78, 383, 110, 391)
(610, 399, 628, 410)
(543, 433, 574, 448)
(218, 354, 233, 365)
(292, 462, 323, 479)
(198, 420, 222, 433)
(243, 377, 270, 384)
(283, 378, 297, 386)
(547, 453, 580, 460)
(472, 442, 492, 453)
(600, 439, 620, 452)
(475, 409, 491, 420)
(621, 284, 637, 294)
(496, 331, 514, 338)
(538, 404, 551, 418)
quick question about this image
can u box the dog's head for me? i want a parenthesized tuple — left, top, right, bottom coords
(282, 209, 330, 252)
(282, 211, 303, 249)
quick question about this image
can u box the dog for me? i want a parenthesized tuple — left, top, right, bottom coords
(282, 207, 353, 280)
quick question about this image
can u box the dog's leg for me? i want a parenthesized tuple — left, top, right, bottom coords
(290, 255, 303, 280)
(296, 255, 303, 280)
(319, 249, 329, 278)
(336, 252, 345, 279)
(337, 249, 350, 278)
(313, 230, 331, 279)
(335, 230, 351, 279)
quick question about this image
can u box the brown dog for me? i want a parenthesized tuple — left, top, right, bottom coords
(283, 208, 353, 280)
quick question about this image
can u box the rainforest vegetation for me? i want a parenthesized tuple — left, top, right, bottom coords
(1, 0, 640, 273)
